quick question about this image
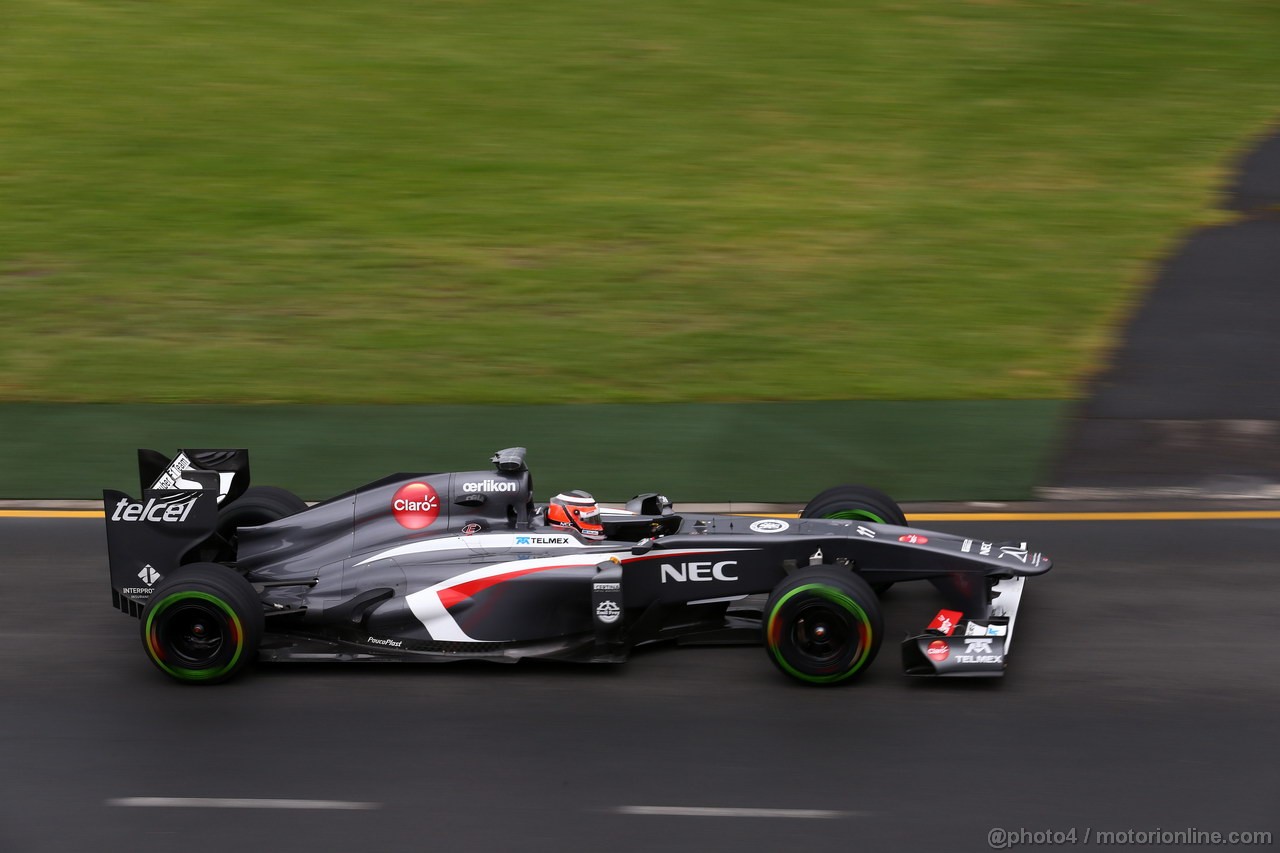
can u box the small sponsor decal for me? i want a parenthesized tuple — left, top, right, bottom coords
(392, 482, 441, 529)
(998, 542, 1029, 563)
(955, 638, 1003, 663)
(515, 535, 573, 546)
(963, 539, 998, 556)
(462, 479, 518, 493)
(596, 600, 621, 623)
(150, 452, 193, 491)
(749, 519, 790, 533)
(461, 522, 483, 536)
(660, 560, 739, 583)
(593, 582, 621, 591)
(965, 621, 1008, 637)
(925, 640, 950, 662)
(927, 609, 963, 636)
(137, 564, 161, 586)
(366, 637, 404, 648)
(856, 525, 877, 538)
(899, 534, 928, 545)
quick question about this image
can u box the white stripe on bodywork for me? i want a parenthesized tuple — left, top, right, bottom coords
(355, 533, 614, 567)
(401, 545, 760, 642)
(686, 594, 749, 606)
(405, 552, 630, 641)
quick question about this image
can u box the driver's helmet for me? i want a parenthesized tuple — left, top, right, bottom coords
(546, 490, 605, 540)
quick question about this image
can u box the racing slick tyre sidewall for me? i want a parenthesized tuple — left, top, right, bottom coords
(140, 563, 264, 684)
(216, 485, 308, 548)
(764, 567, 883, 685)
(799, 484, 908, 527)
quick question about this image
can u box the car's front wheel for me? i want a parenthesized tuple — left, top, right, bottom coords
(800, 484, 907, 593)
(763, 567, 883, 685)
(799, 484, 907, 527)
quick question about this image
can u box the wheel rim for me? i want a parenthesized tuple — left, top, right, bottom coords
(766, 584, 873, 683)
(790, 602, 853, 664)
(145, 591, 244, 681)
(822, 509, 885, 523)
(163, 603, 227, 665)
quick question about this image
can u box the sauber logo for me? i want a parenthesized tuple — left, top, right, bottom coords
(462, 479, 518, 493)
(660, 560, 739, 583)
(110, 495, 198, 523)
(392, 482, 440, 529)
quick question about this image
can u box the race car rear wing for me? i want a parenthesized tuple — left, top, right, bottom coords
(103, 488, 221, 616)
(104, 448, 250, 617)
(136, 448, 251, 505)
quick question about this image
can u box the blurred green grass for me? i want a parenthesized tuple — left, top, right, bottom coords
(3, 0, 1279, 403)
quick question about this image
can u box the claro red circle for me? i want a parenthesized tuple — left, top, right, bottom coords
(925, 640, 950, 662)
(392, 482, 440, 529)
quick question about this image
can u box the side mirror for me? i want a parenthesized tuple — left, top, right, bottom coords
(631, 538, 654, 555)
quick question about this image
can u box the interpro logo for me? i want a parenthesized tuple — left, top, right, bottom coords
(138, 564, 161, 585)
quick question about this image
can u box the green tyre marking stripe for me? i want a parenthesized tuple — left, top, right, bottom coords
(823, 510, 885, 523)
(766, 583, 874, 684)
(144, 590, 244, 681)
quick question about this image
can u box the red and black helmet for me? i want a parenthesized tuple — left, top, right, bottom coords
(546, 490, 605, 540)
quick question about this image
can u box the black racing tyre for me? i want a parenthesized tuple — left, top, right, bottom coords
(763, 567, 883, 685)
(799, 484, 908, 527)
(140, 563, 263, 684)
(216, 485, 308, 544)
(800, 485, 907, 594)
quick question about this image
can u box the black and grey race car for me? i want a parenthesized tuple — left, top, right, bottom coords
(103, 447, 1051, 685)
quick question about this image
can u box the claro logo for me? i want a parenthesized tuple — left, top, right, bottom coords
(392, 482, 441, 529)
(110, 495, 198, 523)
(660, 560, 739, 583)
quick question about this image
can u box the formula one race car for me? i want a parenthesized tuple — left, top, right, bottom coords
(103, 447, 1051, 685)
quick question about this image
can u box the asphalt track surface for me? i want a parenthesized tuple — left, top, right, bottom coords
(2, 514, 1277, 853)
(1052, 126, 1280, 492)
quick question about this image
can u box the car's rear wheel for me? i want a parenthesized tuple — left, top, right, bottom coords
(140, 563, 263, 684)
(763, 567, 883, 685)
(216, 485, 308, 552)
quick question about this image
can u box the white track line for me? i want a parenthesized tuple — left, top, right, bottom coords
(615, 806, 855, 819)
(107, 797, 380, 811)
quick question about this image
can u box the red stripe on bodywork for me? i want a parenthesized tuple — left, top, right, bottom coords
(437, 565, 568, 610)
